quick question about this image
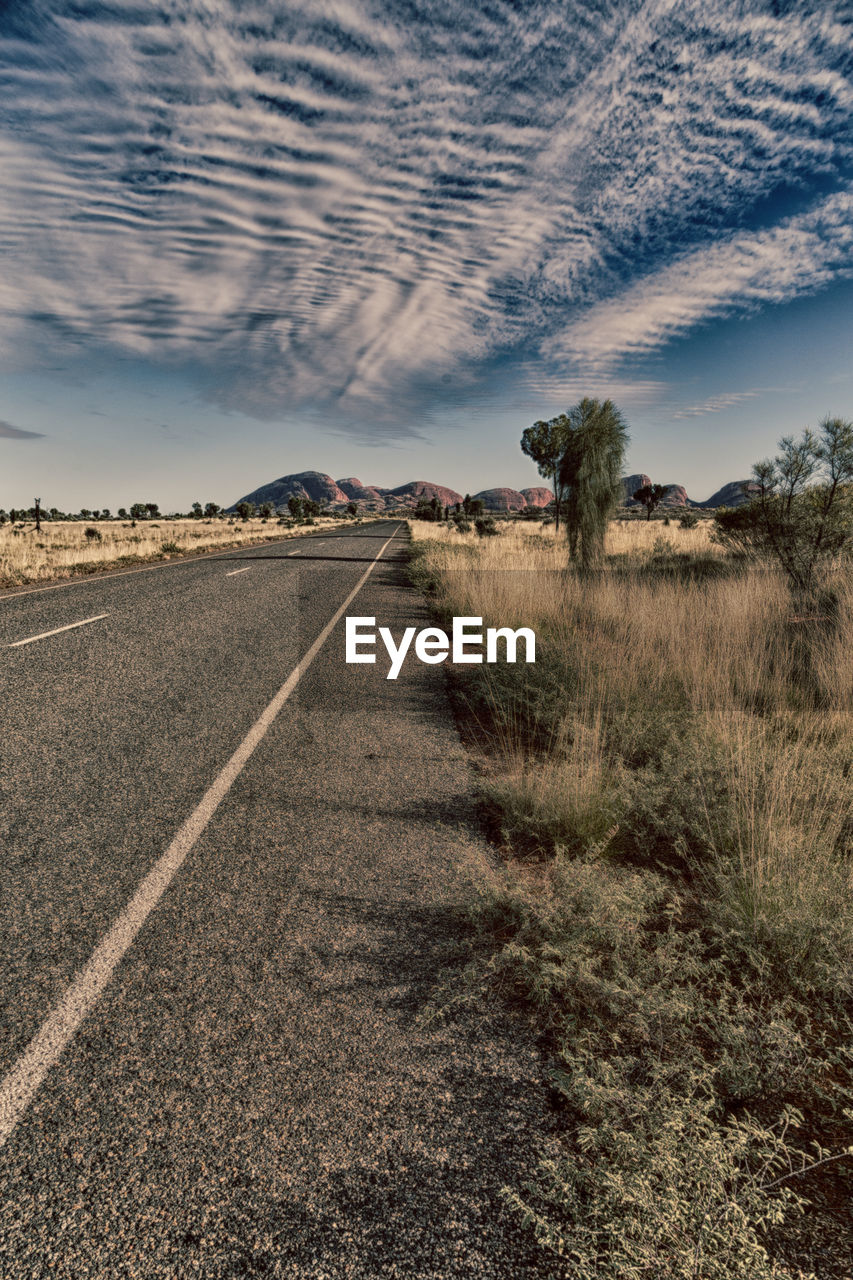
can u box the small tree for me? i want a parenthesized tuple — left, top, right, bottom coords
(521, 415, 575, 530)
(558, 398, 630, 572)
(287, 495, 303, 520)
(259, 501, 275, 519)
(633, 483, 666, 520)
(346, 501, 358, 517)
(117, 507, 128, 520)
(191, 501, 203, 518)
(714, 416, 853, 594)
(129, 503, 147, 519)
(145, 502, 160, 520)
(236, 501, 255, 521)
(204, 502, 221, 518)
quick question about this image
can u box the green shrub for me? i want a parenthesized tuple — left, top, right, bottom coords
(84, 526, 102, 541)
(475, 516, 499, 536)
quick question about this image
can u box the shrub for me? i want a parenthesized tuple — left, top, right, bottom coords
(475, 515, 499, 537)
(680, 509, 700, 529)
(84, 526, 102, 541)
(713, 417, 853, 594)
(161, 541, 180, 553)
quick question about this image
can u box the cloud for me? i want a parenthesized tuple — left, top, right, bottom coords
(544, 189, 853, 370)
(0, 1, 851, 433)
(672, 391, 759, 420)
(0, 420, 44, 439)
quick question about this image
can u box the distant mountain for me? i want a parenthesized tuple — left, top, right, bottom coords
(521, 487, 552, 508)
(659, 484, 689, 508)
(517, 486, 550, 506)
(228, 470, 348, 511)
(694, 480, 761, 509)
(474, 487, 527, 511)
(387, 480, 463, 507)
(336, 477, 387, 507)
(229, 469, 761, 514)
(621, 474, 652, 505)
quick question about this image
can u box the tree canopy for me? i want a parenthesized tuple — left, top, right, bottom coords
(520, 415, 574, 529)
(558, 398, 630, 571)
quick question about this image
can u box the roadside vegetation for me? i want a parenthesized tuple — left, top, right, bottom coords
(0, 514, 350, 588)
(410, 418, 853, 1278)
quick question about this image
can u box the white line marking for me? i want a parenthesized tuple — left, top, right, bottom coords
(224, 567, 251, 576)
(0, 525, 401, 1150)
(287, 550, 300, 555)
(7, 614, 110, 648)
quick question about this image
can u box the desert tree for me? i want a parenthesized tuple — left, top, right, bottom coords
(204, 501, 221, 518)
(633, 482, 666, 520)
(520, 414, 574, 530)
(236, 500, 255, 521)
(558, 398, 630, 572)
(714, 415, 853, 596)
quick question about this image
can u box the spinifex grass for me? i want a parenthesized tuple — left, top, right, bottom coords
(0, 516, 349, 587)
(411, 517, 853, 1280)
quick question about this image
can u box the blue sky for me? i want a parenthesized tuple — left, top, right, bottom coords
(1, 0, 851, 510)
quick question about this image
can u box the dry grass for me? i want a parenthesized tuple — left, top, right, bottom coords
(411, 514, 853, 1278)
(0, 516, 351, 588)
(410, 516, 853, 951)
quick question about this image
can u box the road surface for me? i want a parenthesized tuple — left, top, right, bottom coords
(0, 522, 557, 1279)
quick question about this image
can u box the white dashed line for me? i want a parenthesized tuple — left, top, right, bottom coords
(225, 567, 251, 576)
(7, 614, 110, 648)
(0, 525, 401, 1150)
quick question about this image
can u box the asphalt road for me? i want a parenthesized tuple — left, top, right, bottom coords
(0, 522, 558, 1279)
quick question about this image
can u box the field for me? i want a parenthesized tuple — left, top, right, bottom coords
(0, 516, 351, 589)
(410, 517, 853, 1280)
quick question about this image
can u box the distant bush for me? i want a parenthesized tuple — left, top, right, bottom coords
(161, 541, 180, 553)
(475, 516, 499, 537)
(680, 509, 700, 528)
(84, 527, 102, 541)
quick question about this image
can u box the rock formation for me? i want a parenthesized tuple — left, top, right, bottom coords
(473, 488, 527, 511)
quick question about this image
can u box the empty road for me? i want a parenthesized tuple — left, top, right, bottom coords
(0, 522, 557, 1279)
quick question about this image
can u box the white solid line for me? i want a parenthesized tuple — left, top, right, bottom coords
(0, 525, 401, 1151)
(224, 567, 251, 576)
(7, 614, 110, 648)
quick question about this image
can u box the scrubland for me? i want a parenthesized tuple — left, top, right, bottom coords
(0, 516, 349, 588)
(410, 518, 853, 1280)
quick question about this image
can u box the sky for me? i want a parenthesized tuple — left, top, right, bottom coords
(1, 0, 852, 511)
